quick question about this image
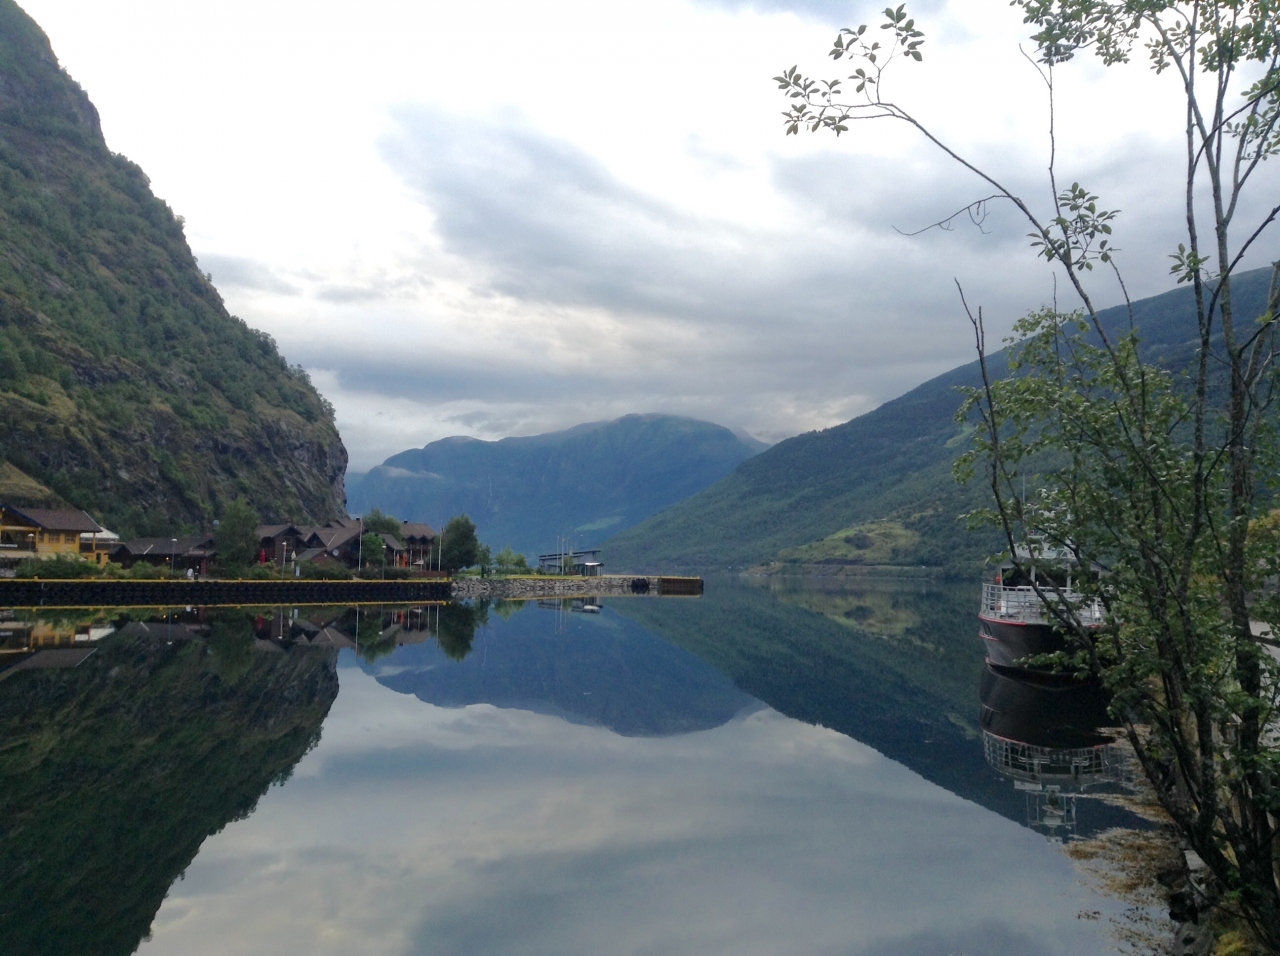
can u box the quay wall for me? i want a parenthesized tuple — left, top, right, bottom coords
(0, 575, 702, 608)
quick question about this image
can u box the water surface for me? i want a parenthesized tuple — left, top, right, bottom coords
(0, 578, 1145, 955)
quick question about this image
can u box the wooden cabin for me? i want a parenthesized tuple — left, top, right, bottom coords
(0, 504, 114, 566)
(399, 522, 437, 568)
(116, 537, 216, 575)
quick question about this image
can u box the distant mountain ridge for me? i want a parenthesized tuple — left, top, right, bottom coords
(0, 0, 347, 535)
(347, 413, 767, 557)
(604, 268, 1276, 573)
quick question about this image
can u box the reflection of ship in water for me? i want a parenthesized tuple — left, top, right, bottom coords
(979, 664, 1129, 842)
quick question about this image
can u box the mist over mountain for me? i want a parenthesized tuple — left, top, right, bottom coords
(0, 0, 347, 535)
(347, 413, 767, 557)
(605, 268, 1277, 573)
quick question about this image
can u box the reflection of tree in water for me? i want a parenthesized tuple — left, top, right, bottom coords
(490, 598, 526, 621)
(0, 621, 339, 956)
(354, 607, 401, 663)
(437, 601, 488, 661)
(208, 612, 254, 682)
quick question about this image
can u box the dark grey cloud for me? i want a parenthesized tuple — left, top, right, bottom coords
(314, 284, 385, 303)
(380, 107, 1043, 333)
(197, 253, 300, 295)
(383, 109, 775, 324)
(770, 149, 1036, 252)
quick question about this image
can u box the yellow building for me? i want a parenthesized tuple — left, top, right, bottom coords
(0, 504, 116, 566)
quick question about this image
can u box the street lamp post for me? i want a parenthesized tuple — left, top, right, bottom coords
(171, 538, 177, 574)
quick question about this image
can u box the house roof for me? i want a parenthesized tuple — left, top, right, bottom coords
(2, 506, 104, 533)
(256, 524, 302, 540)
(119, 537, 214, 556)
(306, 525, 361, 550)
(379, 533, 405, 551)
(399, 522, 436, 540)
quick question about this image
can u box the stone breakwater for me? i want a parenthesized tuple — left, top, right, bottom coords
(451, 575, 701, 600)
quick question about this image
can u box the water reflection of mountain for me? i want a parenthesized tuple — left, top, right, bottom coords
(0, 613, 338, 956)
(614, 577, 1142, 833)
(368, 603, 754, 737)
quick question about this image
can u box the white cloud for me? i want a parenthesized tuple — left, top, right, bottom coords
(136, 662, 1123, 956)
(21, 0, 1280, 467)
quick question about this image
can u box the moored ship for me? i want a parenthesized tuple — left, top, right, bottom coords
(978, 541, 1105, 674)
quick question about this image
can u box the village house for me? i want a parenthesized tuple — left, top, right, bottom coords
(115, 537, 216, 575)
(374, 532, 406, 567)
(256, 524, 307, 566)
(398, 522, 437, 568)
(299, 521, 363, 566)
(0, 504, 117, 567)
(537, 549, 603, 576)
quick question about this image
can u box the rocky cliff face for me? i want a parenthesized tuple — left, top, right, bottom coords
(0, 0, 347, 534)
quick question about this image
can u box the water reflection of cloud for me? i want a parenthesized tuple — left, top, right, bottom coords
(138, 664, 1121, 956)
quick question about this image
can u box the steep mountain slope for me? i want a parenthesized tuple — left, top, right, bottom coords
(347, 413, 766, 557)
(605, 269, 1276, 572)
(0, 0, 347, 535)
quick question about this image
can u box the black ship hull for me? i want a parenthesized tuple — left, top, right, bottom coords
(978, 664, 1113, 749)
(978, 614, 1067, 673)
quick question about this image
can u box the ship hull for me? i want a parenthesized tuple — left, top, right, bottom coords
(978, 614, 1067, 672)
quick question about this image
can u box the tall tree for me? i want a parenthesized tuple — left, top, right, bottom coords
(776, 1, 1280, 946)
(213, 498, 259, 574)
(439, 515, 479, 573)
(361, 509, 401, 536)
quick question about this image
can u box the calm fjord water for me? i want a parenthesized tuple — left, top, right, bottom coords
(0, 578, 1143, 955)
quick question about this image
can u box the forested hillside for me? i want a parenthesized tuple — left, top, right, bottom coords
(348, 414, 766, 557)
(605, 269, 1275, 573)
(0, 0, 347, 535)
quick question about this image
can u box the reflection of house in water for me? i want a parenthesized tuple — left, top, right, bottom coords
(246, 605, 448, 651)
(0, 612, 117, 679)
(979, 664, 1127, 842)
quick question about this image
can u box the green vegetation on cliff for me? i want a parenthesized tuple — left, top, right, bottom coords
(0, 0, 347, 535)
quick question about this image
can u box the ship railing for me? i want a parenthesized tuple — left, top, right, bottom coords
(980, 583, 1105, 626)
(982, 733, 1119, 786)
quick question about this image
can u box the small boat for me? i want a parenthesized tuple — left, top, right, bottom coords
(977, 540, 1104, 674)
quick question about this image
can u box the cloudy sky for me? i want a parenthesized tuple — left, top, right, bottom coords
(23, 0, 1280, 468)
